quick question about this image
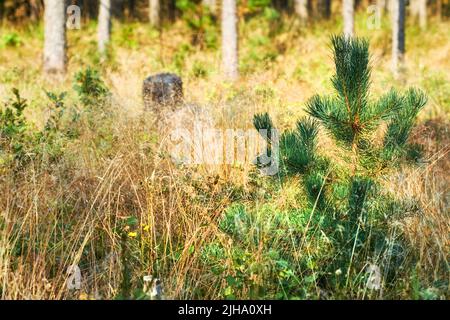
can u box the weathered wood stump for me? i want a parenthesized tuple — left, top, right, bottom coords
(142, 73, 215, 165)
(142, 73, 183, 115)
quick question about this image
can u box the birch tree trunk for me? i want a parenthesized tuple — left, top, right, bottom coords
(410, 0, 420, 19)
(43, 0, 66, 74)
(98, 0, 112, 56)
(149, 0, 160, 27)
(294, 0, 308, 21)
(392, 0, 405, 77)
(221, 0, 238, 81)
(437, 0, 442, 21)
(376, 0, 386, 17)
(387, 0, 394, 15)
(343, 0, 355, 38)
(418, 0, 427, 30)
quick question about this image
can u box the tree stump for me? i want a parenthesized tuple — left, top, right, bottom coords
(143, 73, 217, 166)
(142, 73, 183, 116)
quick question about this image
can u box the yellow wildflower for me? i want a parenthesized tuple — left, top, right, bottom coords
(79, 292, 88, 300)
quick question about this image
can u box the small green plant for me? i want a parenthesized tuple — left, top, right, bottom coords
(0, 88, 29, 163)
(73, 67, 110, 106)
(44, 91, 67, 133)
(1, 32, 22, 47)
(191, 60, 209, 78)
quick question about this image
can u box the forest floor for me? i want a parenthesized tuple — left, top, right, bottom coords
(0, 12, 448, 299)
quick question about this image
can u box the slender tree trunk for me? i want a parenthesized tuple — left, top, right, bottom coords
(149, 0, 160, 27)
(376, 0, 386, 18)
(309, 0, 319, 18)
(98, 0, 112, 56)
(29, 0, 42, 22)
(319, 0, 331, 19)
(387, 0, 394, 15)
(84, 0, 99, 20)
(343, 0, 355, 37)
(0, 0, 5, 23)
(392, 0, 405, 77)
(112, 0, 125, 20)
(168, 0, 177, 22)
(43, 0, 67, 74)
(221, 0, 239, 81)
(436, 0, 442, 21)
(410, 0, 420, 19)
(295, 0, 308, 21)
(127, 0, 136, 19)
(418, 0, 427, 30)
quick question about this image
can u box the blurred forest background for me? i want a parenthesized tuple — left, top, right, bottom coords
(0, 0, 448, 300)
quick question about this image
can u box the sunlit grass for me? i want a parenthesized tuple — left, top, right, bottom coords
(0, 11, 448, 299)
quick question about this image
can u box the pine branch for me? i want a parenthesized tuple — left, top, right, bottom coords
(331, 35, 371, 121)
(306, 95, 355, 146)
(280, 118, 319, 174)
(253, 112, 273, 142)
(383, 88, 427, 153)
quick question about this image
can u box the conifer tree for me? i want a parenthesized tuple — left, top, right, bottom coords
(254, 34, 426, 208)
(254, 35, 427, 278)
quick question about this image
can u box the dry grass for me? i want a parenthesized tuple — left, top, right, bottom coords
(0, 12, 448, 299)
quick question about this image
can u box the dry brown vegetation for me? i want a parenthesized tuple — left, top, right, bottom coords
(0, 10, 448, 299)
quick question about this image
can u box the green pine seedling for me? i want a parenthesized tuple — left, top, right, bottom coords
(253, 34, 427, 228)
(306, 35, 427, 174)
(255, 35, 426, 178)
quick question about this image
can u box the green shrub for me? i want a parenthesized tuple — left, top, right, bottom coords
(73, 67, 110, 106)
(176, 0, 218, 48)
(0, 88, 29, 164)
(1, 32, 22, 47)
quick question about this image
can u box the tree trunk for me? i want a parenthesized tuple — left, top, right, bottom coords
(309, 0, 318, 18)
(83, 0, 99, 20)
(111, 0, 125, 20)
(343, 0, 355, 38)
(418, 0, 427, 30)
(43, 0, 67, 74)
(127, 0, 136, 19)
(376, 0, 386, 17)
(168, 0, 177, 22)
(149, 0, 160, 27)
(392, 0, 405, 77)
(410, 0, 420, 19)
(319, 0, 331, 19)
(0, 0, 5, 23)
(29, 0, 42, 22)
(295, 0, 308, 21)
(98, 0, 112, 56)
(221, 0, 239, 81)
